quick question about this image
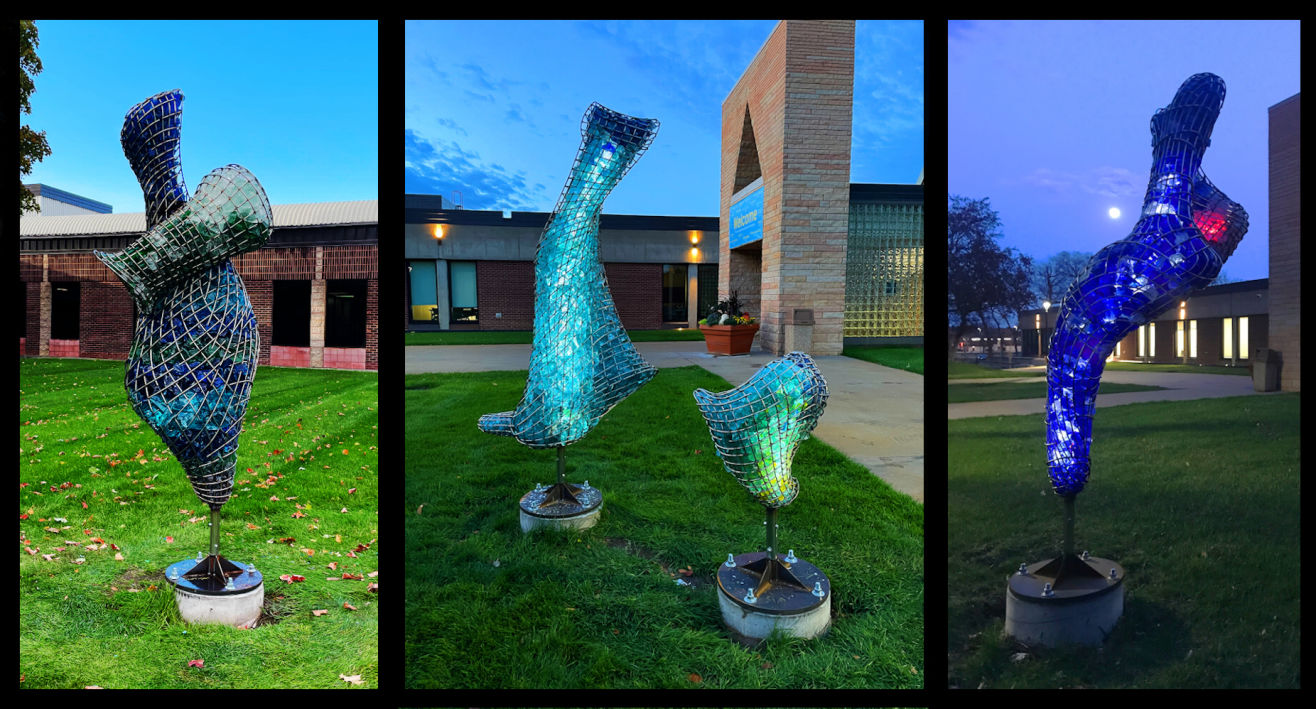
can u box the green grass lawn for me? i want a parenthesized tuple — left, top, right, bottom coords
(19, 358, 378, 689)
(948, 360, 1045, 379)
(406, 328, 705, 346)
(405, 366, 923, 689)
(842, 346, 923, 375)
(947, 381, 1164, 403)
(948, 394, 1300, 688)
(1105, 361, 1251, 376)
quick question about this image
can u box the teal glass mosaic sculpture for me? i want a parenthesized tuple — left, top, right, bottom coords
(478, 103, 658, 448)
(96, 90, 270, 589)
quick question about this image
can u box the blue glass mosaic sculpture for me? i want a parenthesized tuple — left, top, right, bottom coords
(1046, 73, 1248, 497)
(694, 352, 829, 508)
(478, 103, 659, 448)
(96, 90, 271, 516)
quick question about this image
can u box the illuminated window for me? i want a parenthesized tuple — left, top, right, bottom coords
(1137, 325, 1146, 358)
(1189, 319, 1197, 359)
(1238, 316, 1249, 359)
(1223, 317, 1233, 359)
(1176, 320, 1185, 357)
(449, 261, 478, 323)
(1149, 322, 1156, 357)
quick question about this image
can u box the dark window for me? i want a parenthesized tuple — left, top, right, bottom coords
(449, 261, 478, 323)
(51, 282, 80, 340)
(326, 279, 367, 348)
(21, 284, 27, 339)
(696, 264, 719, 321)
(272, 280, 311, 346)
(662, 264, 688, 323)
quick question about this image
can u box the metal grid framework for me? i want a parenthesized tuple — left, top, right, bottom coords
(693, 352, 829, 508)
(844, 200, 924, 337)
(478, 103, 659, 448)
(1046, 73, 1248, 497)
(96, 90, 272, 510)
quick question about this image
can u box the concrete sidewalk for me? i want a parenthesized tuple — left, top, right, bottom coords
(948, 370, 1262, 420)
(407, 341, 924, 503)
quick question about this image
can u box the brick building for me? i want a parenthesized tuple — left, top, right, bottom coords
(20, 200, 378, 370)
(404, 196, 719, 331)
(721, 20, 923, 355)
(1020, 278, 1269, 368)
(1267, 93, 1300, 391)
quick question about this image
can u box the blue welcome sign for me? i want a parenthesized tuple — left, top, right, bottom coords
(729, 185, 764, 249)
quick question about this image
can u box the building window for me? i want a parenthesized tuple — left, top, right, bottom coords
(1223, 317, 1233, 359)
(1149, 322, 1156, 358)
(662, 264, 688, 323)
(408, 260, 438, 322)
(1176, 320, 1185, 358)
(272, 280, 311, 347)
(449, 261, 478, 323)
(1189, 319, 1197, 359)
(1137, 325, 1146, 358)
(696, 264, 719, 322)
(51, 282, 80, 340)
(1114, 340, 1121, 359)
(326, 280, 367, 348)
(1238, 316, 1249, 359)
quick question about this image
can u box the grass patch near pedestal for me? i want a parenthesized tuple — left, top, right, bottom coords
(948, 394, 1299, 688)
(947, 381, 1164, 403)
(842, 345, 923, 375)
(405, 328, 705, 346)
(19, 358, 378, 689)
(405, 366, 923, 689)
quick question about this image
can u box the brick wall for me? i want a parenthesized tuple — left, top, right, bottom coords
(721, 20, 854, 356)
(476, 260, 535, 330)
(247, 280, 274, 365)
(1268, 95, 1300, 391)
(605, 263, 662, 330)
(366, 278, 379, 370)
(79, 282, 134, 359)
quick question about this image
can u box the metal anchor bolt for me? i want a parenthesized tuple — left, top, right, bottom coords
(169, 567, 179, 581)
(195, 551, 204, 562)
(1017, 562, 1028, 575)
(724, 553, 736, 568)
(583, 480, 590, 489)
(1042, 583, 1054, 597)
(247, 563, 257, 575)
(224, 576, 236, 591)
(1081, 550, 1091, 560)
(743, 588, 758, 604)
(812, 582, 826, 598)
(784, 549, 798, 564)
(1110, 568, 1118, 579)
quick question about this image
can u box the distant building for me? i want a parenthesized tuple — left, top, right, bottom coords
(20, 201, 378, 370)
(1019, 278, 1268, 368)
(1267, 92, 1300, 390)
(23, 184, 112, 216)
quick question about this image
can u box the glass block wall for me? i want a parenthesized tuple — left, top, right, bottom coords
(845, 199, 924, 337)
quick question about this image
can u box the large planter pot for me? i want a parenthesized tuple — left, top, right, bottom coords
(700, 324, 760, 356)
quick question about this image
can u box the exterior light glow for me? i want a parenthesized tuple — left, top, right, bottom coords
(689, 231, 700, 245)
(434, 225, 445, 239)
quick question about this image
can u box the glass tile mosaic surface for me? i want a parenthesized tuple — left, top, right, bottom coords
(1046, 74, 1248, 497)
(694, 352, 829, 508)
(478, 103, 658, 448)
(96, 90, 272, 509)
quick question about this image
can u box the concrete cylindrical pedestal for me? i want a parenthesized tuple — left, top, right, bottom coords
(175, 584, 264, 628)
(518, 483, 603, 533)
(1004, 554, 1125, 647)
(716, 551, 831, 643)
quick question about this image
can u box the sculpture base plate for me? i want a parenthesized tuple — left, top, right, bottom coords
(173, 582, 264, 628)
(716, 552, 831, 643)
(1005, 554, 1125, 647)
(518, 483, 603, 534)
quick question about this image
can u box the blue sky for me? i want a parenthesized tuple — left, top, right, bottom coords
(949, 20, 1299, 283)
(24, 20, 378, 213)
(405, 20, 923, 216)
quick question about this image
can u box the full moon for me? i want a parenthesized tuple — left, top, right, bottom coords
(1108, 207, 1121, 219)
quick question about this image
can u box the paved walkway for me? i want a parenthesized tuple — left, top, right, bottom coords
(948, 369, 1264, 420)
(407, 341, 924, 503)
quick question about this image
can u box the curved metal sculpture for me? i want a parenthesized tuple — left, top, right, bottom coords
(694, 352, 829, 509)
(696, 352, 830, 616)
(1046, 73, 1248, 499)
(478, 103, 659, 449)
(96, 90, 271, 588)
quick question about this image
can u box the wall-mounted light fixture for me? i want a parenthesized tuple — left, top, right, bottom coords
(433, 224, 445, 240)
(689, 230, 700, 245)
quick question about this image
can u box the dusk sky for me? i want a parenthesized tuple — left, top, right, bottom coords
(948, 20, 1299, 285)
(405, 20, 924, 216)
(24, 20, 378, 213)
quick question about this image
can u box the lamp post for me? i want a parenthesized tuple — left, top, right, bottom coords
(1041, 301, 1052, 357)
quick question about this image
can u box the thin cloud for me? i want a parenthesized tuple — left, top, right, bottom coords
(404, 129, 545, 210)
